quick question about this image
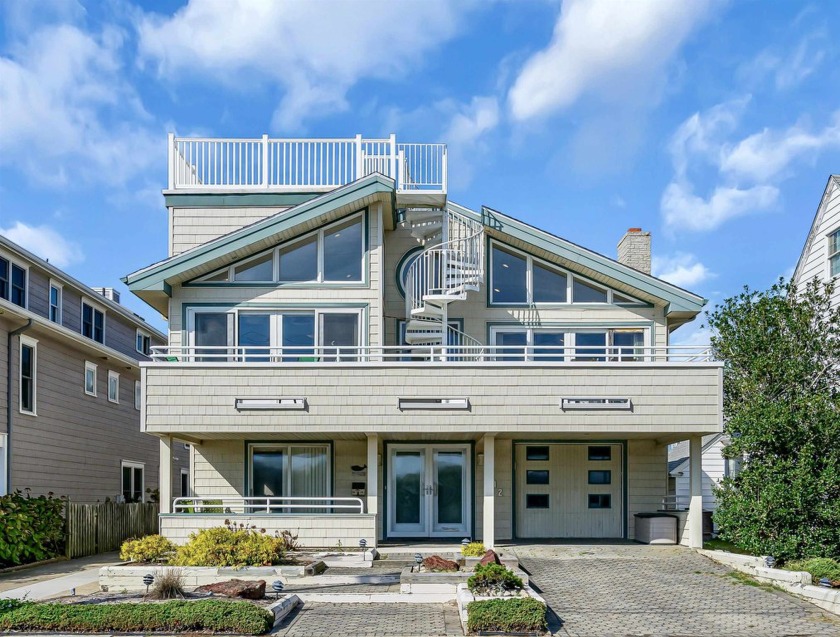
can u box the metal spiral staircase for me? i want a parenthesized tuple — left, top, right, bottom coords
(403, 207, 485, 360)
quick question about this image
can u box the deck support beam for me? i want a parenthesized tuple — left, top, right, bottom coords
(160, 435, 173, 514)
(482, 434, 496, 549)
(688, 435, 703, 548)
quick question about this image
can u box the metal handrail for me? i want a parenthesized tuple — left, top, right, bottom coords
(171, 496, 365, 514)
(150, 344, 715, 363)
(660, 495, 691, 511)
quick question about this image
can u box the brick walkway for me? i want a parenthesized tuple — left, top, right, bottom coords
(512, 543, 840, 637)
(275, 601, 462, 636)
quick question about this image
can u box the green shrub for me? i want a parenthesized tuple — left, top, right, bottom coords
(0, 599, 29, 615)
(172, 526, 287, 567)
(0, 490, 65, 568)
(467, 598, 546, 634)
(119, 535, 176, 563)
(467, 563, 524, 596)
(0, 600, 272, 634)
(785, 557, 840, 585)
(461, 541, 486, 557)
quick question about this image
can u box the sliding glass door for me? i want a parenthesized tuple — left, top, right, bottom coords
(249, 444, 330, 513)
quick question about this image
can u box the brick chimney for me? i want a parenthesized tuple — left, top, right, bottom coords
(617, 228, 651, 274)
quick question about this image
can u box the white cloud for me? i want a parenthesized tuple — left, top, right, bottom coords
(507, 0, 716, 121)
(443, 97, 500, 148)
(0, 23, 160, 186)
(652, 252, 713, 288)
(661, 181, 778, 232)
(0, 221, 84, 268)
(740, 33, 828, 91)
(137, 0, 471, 131)
(719, 112, 840, 182)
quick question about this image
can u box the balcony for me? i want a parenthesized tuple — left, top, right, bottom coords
(167, 133, 447, 206)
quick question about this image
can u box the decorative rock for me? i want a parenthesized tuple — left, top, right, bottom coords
(422, 555, 460, 572)
(195, 578, 266, 599)
(479, 550, 501, 566)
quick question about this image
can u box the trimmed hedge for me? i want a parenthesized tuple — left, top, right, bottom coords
(0, 491, 65, 567)
(467, 563, 524, 596)
(467, 597, 547, 634)
(0, 599, 273, 634)
(120, 534, 176, 563)
(172, 526, 288, 567)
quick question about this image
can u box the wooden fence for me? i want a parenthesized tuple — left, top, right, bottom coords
(65, 502, 159, 558)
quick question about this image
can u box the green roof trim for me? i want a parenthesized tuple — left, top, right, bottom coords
(454, 203, 706, 315)
(125, 174, 394, 290)
(163, 192, 321, 208)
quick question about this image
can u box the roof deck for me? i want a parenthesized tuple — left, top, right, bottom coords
(167, 133, 447, 206)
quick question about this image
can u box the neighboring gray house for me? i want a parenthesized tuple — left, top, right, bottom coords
(793, 174, 840, 308)
(668, 434, 736, 512)
(0, 235, 188, 503)
(125, 134, 723, 549)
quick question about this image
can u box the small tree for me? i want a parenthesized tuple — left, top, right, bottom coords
(708, 278, 840, 560)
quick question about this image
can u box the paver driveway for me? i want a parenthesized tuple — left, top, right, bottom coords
(513, 543, 840, 637)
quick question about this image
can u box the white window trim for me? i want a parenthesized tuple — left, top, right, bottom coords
(828, 228, 840, 279)
(121, 460, 145, 503)
(49, 279, 63, 324)
(81, 299, 106, 345)
(0, 250, 30, 310)
(196, 212, 365, 285)
(108, 370, 120, 404)
(135, 328, 151, 356)
(488, 240, 643, 306)
(180, 468, 190, 497)
(84, 361, 98, 397)
(247, 443, 332, 497)
(134, 380, 141, 411)
(19, 335, 37, 415)
(489, 325, 650, 361)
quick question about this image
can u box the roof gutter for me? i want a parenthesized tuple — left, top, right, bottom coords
(6, 319, 33, 494)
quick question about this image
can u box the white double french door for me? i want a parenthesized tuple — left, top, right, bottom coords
(387, 444, 471, 538)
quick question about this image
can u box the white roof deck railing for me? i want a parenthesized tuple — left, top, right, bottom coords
(167, 133, 447, 194)
(150, 344, 715, 364)
(171, 496, 366, 515)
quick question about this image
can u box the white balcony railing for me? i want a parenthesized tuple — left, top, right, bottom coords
(171, 496, 365, 515)
(167, 133, 447, 194)
(150, 345, 714, 364)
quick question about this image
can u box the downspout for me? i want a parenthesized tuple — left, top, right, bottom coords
(6, 319, 33, 494)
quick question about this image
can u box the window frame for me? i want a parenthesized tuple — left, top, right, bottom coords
(121, 460, 145, 503)
(195, 212, 366, 286)
(19, 335, 37, 415)
(135, 329, 151, 356)
(81, 299, 106, 344)
(828, 228, 840, 278)
(246, 442, 333, 498)
(489, 325, 649, 361)
(107, 370, 120, 404)
(84, 361, 98, 397)
(49, 280, 63, 324)
(0, 253, 29, 309)
(488, 240, 644, 307)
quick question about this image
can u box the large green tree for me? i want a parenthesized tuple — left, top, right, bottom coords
(709, 278, 840, 560)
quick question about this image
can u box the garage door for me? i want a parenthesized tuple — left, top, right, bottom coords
(515, 443, 623, 538)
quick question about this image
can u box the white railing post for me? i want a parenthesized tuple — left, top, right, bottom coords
(262, 134, 270, 188)
(441, 146, 448, 194)
(167, 133, 175, 190)
(389, 133, 397, 183)
(354, 134, 363, 180)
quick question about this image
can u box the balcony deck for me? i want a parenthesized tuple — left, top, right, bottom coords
(167, 133, 446, 207)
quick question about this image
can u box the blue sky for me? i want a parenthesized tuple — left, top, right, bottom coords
(1, 0, 839, 342)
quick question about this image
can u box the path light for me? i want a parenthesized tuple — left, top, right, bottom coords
(359, 538, 367, 562)
(143, 573, 154, 596)
(764, 556, 776, 569)
(462, 538, 470, 547)
(272, 580, 285, 599)
(819, 578, 832, 588)
(414, 552, 423, 572)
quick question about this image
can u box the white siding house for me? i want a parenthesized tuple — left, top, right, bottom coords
(124, 134, 722, 549)
(793, 175, 840, 308)
(668, 434, 735, 512)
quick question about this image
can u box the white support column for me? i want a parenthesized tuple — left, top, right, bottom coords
(160, 436, 172, 514)
(366, 434, 379, 519)
(688, 435, 703, 549)
(482, 434, 496, 550)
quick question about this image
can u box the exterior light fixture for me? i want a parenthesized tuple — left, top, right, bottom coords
(819, 578, 832, 588)
(272, 580, 285, 599)
(414, 552, 423, 567)
(235, 398, 306, 411)
(359, 538, 367, 561)
(462, 538, 470, 547)
(398, 398, 470, 411)
(764, 556, 776, 569)
(143, 573, 154, 596)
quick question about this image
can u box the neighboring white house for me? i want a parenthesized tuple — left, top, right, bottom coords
(793, 175, 840, 307)
(124, 134, 722, 549)
(668, 434, 737, 512)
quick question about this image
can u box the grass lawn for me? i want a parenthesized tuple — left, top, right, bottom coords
(703, 539, 754, 555)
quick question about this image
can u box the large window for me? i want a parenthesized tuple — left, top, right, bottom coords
(190, 308, 362, 362)
(20, 336, 37, 415)
(829, 229, 840, 278)
(82, 301, 105, 344)
(491, 326, 647, 361)
(0, 257, 27, 309)
(489, 242, 641, 306)
(199, 214, 365, 285)
(249, 444, 331, 510)
(121, 461, 144, 503)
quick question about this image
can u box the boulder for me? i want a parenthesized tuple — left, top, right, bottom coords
(479, 549, 501, 566)
(196, 578, 266, 599)
(422, 555, 460, 572)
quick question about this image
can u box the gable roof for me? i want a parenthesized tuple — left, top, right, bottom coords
(793, 174, 840, 284)
(450, 202, 707, 317)
(123, 173, 395, 316)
